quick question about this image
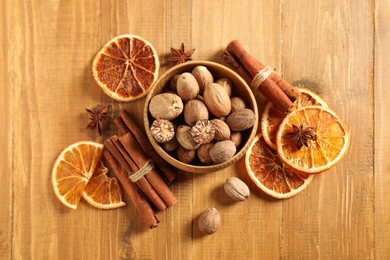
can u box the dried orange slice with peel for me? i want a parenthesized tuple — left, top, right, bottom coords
(245, 134, 314, 199)
(261, 88, 328, 150)
(276, 106, 349, 174)
(92, 34, 159, 101)
(82, 160, 126, 209)
(52, 141, 103, 209)
(52, 141, 125, 209)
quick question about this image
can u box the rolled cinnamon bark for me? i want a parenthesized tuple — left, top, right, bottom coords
(105, 138, 167, 211)
(119, 110, 177, 184)
(226, 40, 300, 101)
(111, 137, 167, 211)
(221, 50, 252, 83)
(113, 117, 129, 136)
(119, 133, 177, 207)
(103, 151, 160, 228)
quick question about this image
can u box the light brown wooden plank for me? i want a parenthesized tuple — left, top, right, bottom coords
(191, 1, 282, 259)
(11, 1, 125, 259)
(375, 0, 390, 259)
(281, 1, 374, 259)
(0, 0, 12, 259)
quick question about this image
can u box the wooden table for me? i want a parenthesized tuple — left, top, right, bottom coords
(1, 0, 388, 259)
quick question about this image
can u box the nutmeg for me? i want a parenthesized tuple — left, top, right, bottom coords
(230, 97, 246, 113)
(196, 95, 204, 102)
(150, 119, 175, 143)
(184, 100, 209, 126)
(170, 74, 180, 92)
(198, 208, 221, 235)
(176, 72, 199, 101)
(230, 132, 242, 148)
(204, 83, 231, 117)
(176, 146, 196, 164)
(197, 143, 214, 165)
(176, 125, 201, 150)
(149, 93, 183, 120)
(226, 108, 256, 131)
(190, 120, 215, 144)
(223, 177, 250, 201)
(216, 78, 232, 97)
(209, 140, 236, 164)
(162, 136, 179, 152)
(192, 65, 213, 94)
(211, 119, 230, 141)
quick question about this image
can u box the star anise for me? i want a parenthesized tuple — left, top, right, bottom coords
(167, 43, 195, 64)
(287, 124, 315, 150)
(86, 104, 111, 136)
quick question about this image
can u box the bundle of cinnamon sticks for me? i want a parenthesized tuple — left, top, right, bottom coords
(103, 109, 177, 228)
(222, 40, 300, 113)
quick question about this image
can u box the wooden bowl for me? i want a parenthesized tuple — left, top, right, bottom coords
(144, 61, 258, 173)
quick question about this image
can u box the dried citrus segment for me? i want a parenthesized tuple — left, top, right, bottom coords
(276, 106, 349, 174)
(245, 134, 313, 199)
(92, 34, 159, 101)
(261, 88, 328, 150)
(82, 161, 126, 209)
(52, 141, 103, 209)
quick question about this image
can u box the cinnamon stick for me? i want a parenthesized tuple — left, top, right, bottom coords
(113, 117, 129, 136)
(119, 110, 177, 184)
(225, 40, 293, 113)
(111, 136, 167, 211)
(221, 50, 252, 83)
(105, 138, 167, 211)
(226, 40, 300, 100)
(103, 151, 160, 228)
(119, 132, 177, 207)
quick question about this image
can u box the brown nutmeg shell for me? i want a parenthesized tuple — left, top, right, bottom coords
(176, 146, 196, 164)
(226, 108, 256, 131)
(184, 100, 209, 126)
(197, 142, 214, 165)
(209, 140, 236, 164)
(177, 72, 200, 101)
(230, 97, 246, 113)
(204, 83, 231, 117)
(192, 66, 213, 94)
(198, 208, 221, 235)
(149, 93, 183, 120)
(211, 119, 231, 141)
(176, 125, 201, 150)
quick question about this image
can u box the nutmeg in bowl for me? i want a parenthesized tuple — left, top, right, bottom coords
(143, 61, 258, 173)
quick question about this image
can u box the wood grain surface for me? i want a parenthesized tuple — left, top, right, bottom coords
(0, 0, 387, 259)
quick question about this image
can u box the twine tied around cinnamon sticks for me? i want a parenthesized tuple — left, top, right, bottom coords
(251, 66, 273, 90)
(129, 159, 154, 183)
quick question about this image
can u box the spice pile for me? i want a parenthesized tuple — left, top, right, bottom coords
(51, 34, 350, 232)
(148, 66, 256, 165)
(223, 40, 349, 198)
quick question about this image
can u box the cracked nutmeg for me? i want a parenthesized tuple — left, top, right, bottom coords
(150, 119, 175, 143)
(190, 120, 215, 144)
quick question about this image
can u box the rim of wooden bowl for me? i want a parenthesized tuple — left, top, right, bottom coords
(143, 60, 258, 173)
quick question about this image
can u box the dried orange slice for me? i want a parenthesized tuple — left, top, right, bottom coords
(245, 134, 314, 199)
(82, 161, 126, 209)
(52, 141, 103, 209)
(261, 88, 328, 150)
(92, 34, 159, 101)
(276, 106, 349, 174)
